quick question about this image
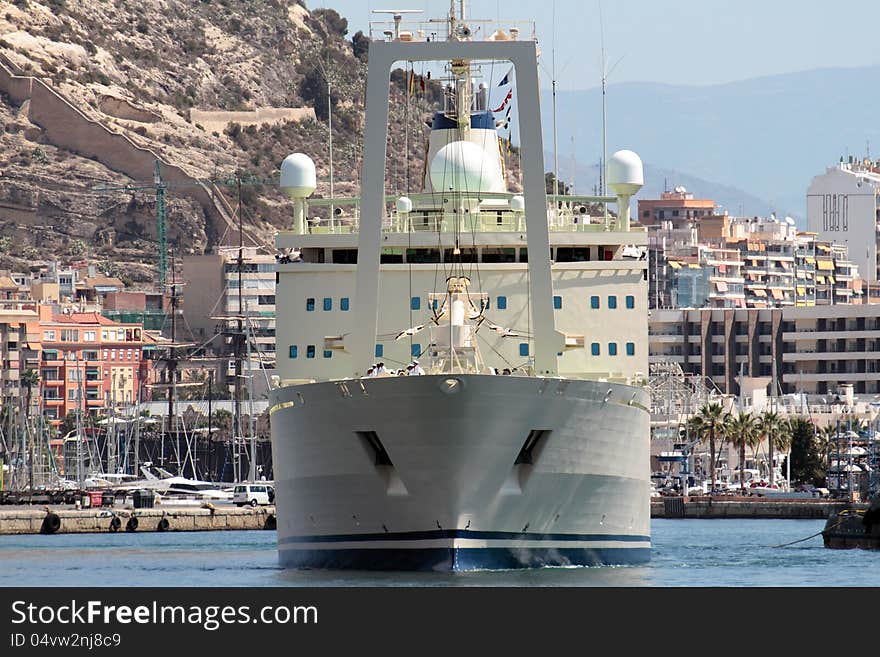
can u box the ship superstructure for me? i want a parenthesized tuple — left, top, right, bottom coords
(269, 3, 651, 570)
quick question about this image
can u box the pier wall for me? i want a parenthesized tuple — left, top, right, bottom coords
(0, 506, 277, 535)
(652, 497, 847, 519)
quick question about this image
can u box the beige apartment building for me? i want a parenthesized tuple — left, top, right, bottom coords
(182, 246, 277, 369)
(650, 304, 880, 396)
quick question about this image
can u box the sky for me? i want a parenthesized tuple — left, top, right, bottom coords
(310, 0, 880, 90)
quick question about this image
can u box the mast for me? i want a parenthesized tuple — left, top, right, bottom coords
(233, 177, 244, 483)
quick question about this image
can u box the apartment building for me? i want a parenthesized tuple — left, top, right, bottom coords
(807, 157, 880, 282)
(638, 187, 716, 227)
(650, 304, 880, 396)
(0, 306, 38, 412)
(34, 306, 149, 425)
(182, 246, 277, 373)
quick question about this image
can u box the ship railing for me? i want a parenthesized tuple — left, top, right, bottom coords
(293, 193, 643, 235)
(368, 18, 536, 43)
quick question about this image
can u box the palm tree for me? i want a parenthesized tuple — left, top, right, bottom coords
(758, 411, 791, 487)
(690, 402, 730, 494)
(728, 411, 758, 493)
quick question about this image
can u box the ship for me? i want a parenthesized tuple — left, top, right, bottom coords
(268, 4, 652, 571)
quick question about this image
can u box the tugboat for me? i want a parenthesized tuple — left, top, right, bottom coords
(822, 496, 880, 549)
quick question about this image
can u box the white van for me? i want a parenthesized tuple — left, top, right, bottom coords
(233, 484, 274, 507)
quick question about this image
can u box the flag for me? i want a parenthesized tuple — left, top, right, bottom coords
(498, 67, 513, 87)
(492, 89, 512, 112)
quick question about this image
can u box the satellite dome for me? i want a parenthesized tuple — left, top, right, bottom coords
(280, 153, 316, 199)
(429, 140, 503, 193)
(607, 150, 644, 197)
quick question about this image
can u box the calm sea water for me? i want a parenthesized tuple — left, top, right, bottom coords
(2, 519, 880, 587)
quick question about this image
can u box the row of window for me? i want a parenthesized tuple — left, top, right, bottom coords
(42, 328, 142, 343)
(306, 297, 350, 312)
(289, 342, 635, 360)
(305, 295, 637, 312)
(42, 349, 139, 362)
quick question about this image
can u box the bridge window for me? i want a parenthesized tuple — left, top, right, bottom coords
(626, 342, 635, 356)
(497, 296, 507, 310)
(411, 297, 421, 310)
(288, 345, 298, 359)
(323, 350, 332, 359)
(323, 297, 332, 311)
(608, 342, 618, 356)
(375, 344, 384, 358)
(519, 343, 529, 357)
(306, 345, 315, 359)
(608, 295, 617, 309)
(626, 295, 635, 309)
(590, 296, 600, 309)
(340, 297, 350, 311)
(411, 343, 421, 357)
(553, 296, 562, 310)
(306, 298, 315, 311)
(591, 343, 600, 356)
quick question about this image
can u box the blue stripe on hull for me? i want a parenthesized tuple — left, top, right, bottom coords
(279, 547, 651, 571)
(279, 529, 650, 545)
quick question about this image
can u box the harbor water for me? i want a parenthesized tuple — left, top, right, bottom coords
(3, 519, 880, 587)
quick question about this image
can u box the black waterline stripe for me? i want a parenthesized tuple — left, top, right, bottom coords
(279, 529, 651, 545)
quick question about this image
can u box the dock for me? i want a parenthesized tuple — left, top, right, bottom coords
(0, 505, 277, 535)
(652, 496, 848, 519)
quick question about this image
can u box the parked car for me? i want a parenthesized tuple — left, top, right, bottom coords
(233, 483, 274, 507)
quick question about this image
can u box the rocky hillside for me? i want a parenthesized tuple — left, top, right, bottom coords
(0, 1, 480, 283)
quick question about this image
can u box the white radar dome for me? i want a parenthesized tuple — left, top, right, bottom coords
(510, 195, 525, 212)
(429, 140, 503, 194)
(396, 196, 413, 214)
(607, 150, 644, 197)
(280, 153, 317, 199)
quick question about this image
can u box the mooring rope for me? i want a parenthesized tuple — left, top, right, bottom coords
(770, 517, 845, 548)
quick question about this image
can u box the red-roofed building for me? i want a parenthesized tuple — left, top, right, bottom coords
(33, 305, 150, 426)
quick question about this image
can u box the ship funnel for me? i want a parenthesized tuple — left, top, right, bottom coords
(607, 150, 644, 231)
(281, 153, 317, 234)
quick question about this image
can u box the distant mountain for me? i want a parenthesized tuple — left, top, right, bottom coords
(537, 66, 880, 223)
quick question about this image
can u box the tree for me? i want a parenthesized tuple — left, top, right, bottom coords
(786, 417, 825, 487)
(728, 411, 757, 493)
(758, 411, 791, 486)
(689, 402, 730, 494)
(351, 30, 369, 61)
(20, 369, 39, 418)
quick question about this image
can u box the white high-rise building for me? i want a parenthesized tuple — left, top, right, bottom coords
(807, 158, 880, 282)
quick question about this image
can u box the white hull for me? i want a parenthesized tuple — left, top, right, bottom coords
(270, 374, 651, 570)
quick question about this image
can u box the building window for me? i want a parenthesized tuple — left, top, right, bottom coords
(323, 350, 332, 359)
(375, 344, 384, 358)
(519, 343, 529, 357)
(323, 297, 332, 311)
(411, 343, 421, 357)
(626, 295, 635, 309)
(497, 296, 507, 310)
(553, 295, 562, 310)
(84, 331, 96, 342)
(306, 298, 315, 311)
(306, 345, 315, 359)
(258, 295, 276, 305)
(340, 297, 350, 311)
(591, 342, 600, 356)
(626, 342, 635, 356)
(411, 297, 421, 310)
(289, 345, 298, 359)
(591, 296, 600, 309)
(82, 350, 99, 361)
(608, 342, 618, 356)
(608, 295, 617, 309)
(43, 330, 56, 341)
